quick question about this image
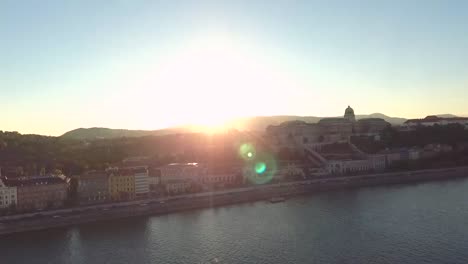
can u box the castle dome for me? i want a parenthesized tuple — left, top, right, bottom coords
(344, 105, 356, 122)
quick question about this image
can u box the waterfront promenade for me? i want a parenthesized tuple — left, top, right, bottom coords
(1, 166, 468, 236)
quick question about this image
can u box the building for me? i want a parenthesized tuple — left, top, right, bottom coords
(266, 120, 322, 148)
(317, 118, 353, 142)
(201, 172, 238, 186)
(148, 169, 160, 186)
(159, 163, 206, 194)
(267, 106, 390, 149)
(344, 105, 356, 122)
(200, 166, 241, 187)
(148, 167, 161, 195)
(384, 151, 402, 165)
(378, 148, 424, 167)
(3, 176, 68, 212)
(275, 162, 306, 180)
(133, 167, 150, 198)
(117, 165, 150, 199)
(354, 118, 391, 136)
(407, 148, 421, 160)
(0, 178, 17, 210)
(108, 170, 135, 201)
(402, 115, 468, 130)
(424, 143, 453, 153)
(122, 156, 150, 168)
(0, 167, 21, 178)
(108, 166, 150, 200)
(327, 155, 386, 175)
(74, 171, 109, 205)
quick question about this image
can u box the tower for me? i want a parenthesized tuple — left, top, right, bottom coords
(344, 105, 356, 122)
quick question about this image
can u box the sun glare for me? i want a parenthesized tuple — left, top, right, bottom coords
(131, 31, 299, 131)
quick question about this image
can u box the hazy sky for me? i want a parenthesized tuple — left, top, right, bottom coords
(2, 0, 468, 135)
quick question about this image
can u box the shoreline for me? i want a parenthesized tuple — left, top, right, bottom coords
(1, 166, 468, 236)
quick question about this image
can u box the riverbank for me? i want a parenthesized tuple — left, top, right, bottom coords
(1, 166, 468, 236)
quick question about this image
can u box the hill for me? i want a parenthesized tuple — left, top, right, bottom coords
(435, 114, 459, 118)
(60, 127, 190, 140)
(356, 113, 407, 126)
(60, 113, 408, 140)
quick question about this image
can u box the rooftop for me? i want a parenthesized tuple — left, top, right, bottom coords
(4, 176, 66, 187)
(169, 162, 198, 166)
(357, 118, 386, 122)
(160, 163, 200, 169)
(319, 117, 349, 123)
(405, 116, 468, 124)
(279, 120, 307, 126)
(132, 167, 149, 174)
(75, 171, 108, 180)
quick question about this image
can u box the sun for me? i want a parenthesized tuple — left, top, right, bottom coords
(196, 115, 229, 133)
(136, 31, 295, 131)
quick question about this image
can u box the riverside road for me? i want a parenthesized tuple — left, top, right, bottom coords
(1, 166, 468, 236)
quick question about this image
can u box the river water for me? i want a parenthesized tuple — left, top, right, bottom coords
(2, 178, 468, 264)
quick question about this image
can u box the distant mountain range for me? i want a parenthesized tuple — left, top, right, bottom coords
(61, 113, 415, 140)
(61, 127, 189, 140)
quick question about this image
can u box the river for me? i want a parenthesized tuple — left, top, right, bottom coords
(2, 177, 468, 264)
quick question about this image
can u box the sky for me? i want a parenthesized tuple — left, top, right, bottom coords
(1, 0, 468, 136)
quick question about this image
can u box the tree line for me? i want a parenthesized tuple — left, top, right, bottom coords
(0, 130, 251, 177)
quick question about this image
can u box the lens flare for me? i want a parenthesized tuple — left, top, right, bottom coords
(243, 152, 277, 185)
(239, 143, 256, 161)
(255, 162, 266, 174)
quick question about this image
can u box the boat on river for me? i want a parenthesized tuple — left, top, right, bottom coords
(269, 197, 286, 203)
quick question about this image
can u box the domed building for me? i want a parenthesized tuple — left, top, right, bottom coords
(318, 117, 353, 142)
(266, 105, 390, 148)
(354, 118, 390, 135)
(344, 106, 356, 122)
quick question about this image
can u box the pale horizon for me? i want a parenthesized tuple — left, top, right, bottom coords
(6, 110, 468, 137)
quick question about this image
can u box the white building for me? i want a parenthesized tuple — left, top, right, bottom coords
(201, 172, 238, 186)
(165, 180, 193, 194)
(402, 115, 468, 130)
(133, 167, 149, 198)
(0, 178, 17, 209)
(159, 163, 205, 182)
(276, 163, 306, 179)
(159, 163, 206, 194)
(327, 155, 386, 175)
